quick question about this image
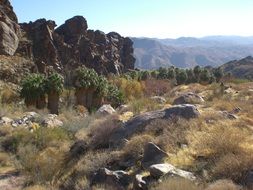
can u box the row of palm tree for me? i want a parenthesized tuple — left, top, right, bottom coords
(20, 73, 64, 114)
(20, 66, 113, 114)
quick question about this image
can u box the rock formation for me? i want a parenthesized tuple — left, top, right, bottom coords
(0, 0, 135, 77)
(19, 16, 135, 75)
(0, 0, 20, 55)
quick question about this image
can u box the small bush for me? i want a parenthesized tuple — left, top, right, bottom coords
(205, 179, 241, 190)
(143, 79, 173, 96)
(1, 87, 19, 104)
(0, 152, 11, 167)
(123, 134, 154, 161)
(17, 144, 65, 184)
(145, 118, 190, 153)
(111, 77, 144, 101)
(88, 115, 121, 149)
(23, 185, 49, 190)
(1, 127, 71, 153)
(129, 97, 162, 114)
(185, 121, 253, 181)
(151, 177, 201, 190)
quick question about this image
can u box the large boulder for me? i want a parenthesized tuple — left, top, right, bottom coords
(142, 142, 169, 168)
(91, 168, 131, 189)
(0, 0, 20, 55)
(110, 104, 200, 145)
(149, 163, 196, 180)
(173, 92, 204, 105)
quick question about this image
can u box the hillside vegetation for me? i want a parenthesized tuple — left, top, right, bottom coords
(0, 69, 253, 190)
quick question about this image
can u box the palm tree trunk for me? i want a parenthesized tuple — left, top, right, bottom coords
(86, 88, 95, 110)
(25, 98, 36, 108)
(36, 95, 46, 109)
(92, 96, 104, 108)
(48, 92, 60, 114)
(75, 88, 87, 107)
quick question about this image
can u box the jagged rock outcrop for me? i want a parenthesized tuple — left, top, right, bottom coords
(0, 0, 20, 55)
(19, 16, 135, 75)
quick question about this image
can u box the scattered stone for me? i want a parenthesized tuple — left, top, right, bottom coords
(133, 174, 148, 190)
(142, 142, 169, 168)
(149, 163, 175, 178)
(96, 104, 116, 115)
(173, 92, 204, 105)
(11, 112, 39, 127)
(117, 104, 131, 113)
(91, 168, 131, 189)
(219, 111, 237, 120)
(231, 107, 242, 114)
(149, 163, 196, 180)
(42, 114, 63, 127)
(151, 96, 166, 104)
(0, 117, 13, 125)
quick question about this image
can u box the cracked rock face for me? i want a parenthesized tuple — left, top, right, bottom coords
(0, 0, 20, 55)
(20, 16, 135, 75)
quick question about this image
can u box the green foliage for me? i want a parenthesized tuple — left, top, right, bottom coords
(167, 67, 176, 79)
(157, 67, 168, 79)
(45, 72, 64, 94)
(186, 69, 196, 84)
(199, 69, 211, 84)
(20, 73, 46, 101)
(1, 127, 72, 153)
(106, 84, 125, 107)
(74, 66, 99, 89)
(96, 75, 109, 96)
(213, 68, 224, 82)
(176, 70, 188, 85)
(193, 65, 201, 82)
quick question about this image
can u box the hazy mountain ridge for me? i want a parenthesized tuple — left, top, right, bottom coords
(220, 56, 253, 79)
(132, 36, 253, 69)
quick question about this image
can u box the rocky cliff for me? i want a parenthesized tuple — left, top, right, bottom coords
(18, 16, 135, 75)
(0, 0, 20, 55)
(0, 0, 135, 78)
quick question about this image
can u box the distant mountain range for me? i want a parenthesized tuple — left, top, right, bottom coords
(132, 36, 253, 70)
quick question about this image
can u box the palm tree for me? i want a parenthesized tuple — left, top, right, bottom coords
(20, 73, 46, 109)
(45, 73, 64, 114)
(93, 75, 108, 108)
(74, 66, 99, 109)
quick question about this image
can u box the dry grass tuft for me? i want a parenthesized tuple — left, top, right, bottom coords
(88, 114, 121, 149)
(205, 179, 241, 190)
(151, 177, 201, 190)
(123, 134, 154, 161)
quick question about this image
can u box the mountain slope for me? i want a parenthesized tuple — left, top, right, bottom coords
(220, 56, 253, 79)
(132, 37, 253, 69)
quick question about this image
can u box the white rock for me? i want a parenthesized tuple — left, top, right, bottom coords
(97, 104, 116, 115)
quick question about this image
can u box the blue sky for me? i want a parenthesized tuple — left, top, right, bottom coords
(10, 0, 253, 38)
